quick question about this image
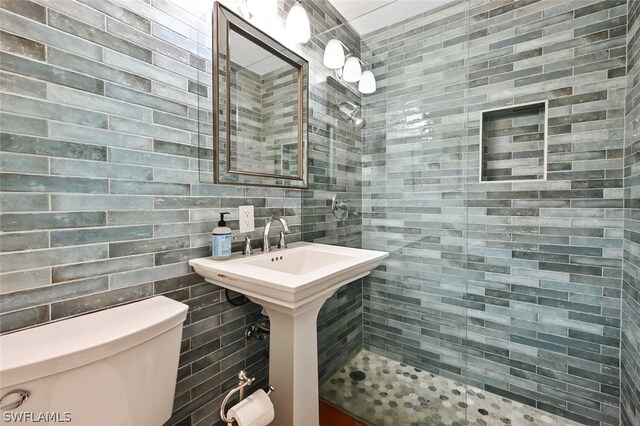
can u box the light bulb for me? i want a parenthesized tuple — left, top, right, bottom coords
(342, 56, 362, 83)
(323, 39, 345, 69)
(358, 70, 376, 94)
(285, 1, 310, 43)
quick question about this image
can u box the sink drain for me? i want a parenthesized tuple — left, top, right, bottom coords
(349, 370, 366, 381)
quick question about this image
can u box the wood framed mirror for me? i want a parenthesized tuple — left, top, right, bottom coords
(213, 2, 308, 188)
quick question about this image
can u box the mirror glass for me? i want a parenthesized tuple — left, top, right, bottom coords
(214, 3, 308, 188)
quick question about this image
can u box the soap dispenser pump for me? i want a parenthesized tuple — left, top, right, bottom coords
(212, 212, 232, 259)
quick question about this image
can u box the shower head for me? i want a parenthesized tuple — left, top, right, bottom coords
(335, 102, 367, 130)
(350, 116, 367, 131)
(336, 101, 359, 120)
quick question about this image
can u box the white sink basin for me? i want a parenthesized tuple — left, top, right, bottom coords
(189, 242, 388, 426)
(189, 242, 388, 311)
(244, 247, 349, 275)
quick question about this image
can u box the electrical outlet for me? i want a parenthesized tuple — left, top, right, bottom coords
(238, 205, 255, 233)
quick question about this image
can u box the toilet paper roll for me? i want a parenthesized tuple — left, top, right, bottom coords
(227, 389, 274, 426)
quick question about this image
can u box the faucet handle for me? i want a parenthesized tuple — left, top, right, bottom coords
(242, 236, 253, 256)
(278, 231, 288, 249)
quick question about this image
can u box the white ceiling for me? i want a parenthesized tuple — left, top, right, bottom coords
(328, 0, 450, 35)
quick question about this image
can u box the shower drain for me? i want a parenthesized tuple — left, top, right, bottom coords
(349, 370, 366, 381)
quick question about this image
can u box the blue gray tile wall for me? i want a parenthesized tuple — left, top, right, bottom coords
(622, 1, 640, 425)
(361, 1, 630, 425)
(0, 0, 361, 424)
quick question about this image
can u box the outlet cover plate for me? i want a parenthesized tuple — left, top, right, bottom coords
(239, 205, 255, 233)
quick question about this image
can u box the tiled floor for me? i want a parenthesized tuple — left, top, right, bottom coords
(320, 350, 583, 426)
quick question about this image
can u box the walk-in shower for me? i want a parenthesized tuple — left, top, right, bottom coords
(313, 0, 638, 425)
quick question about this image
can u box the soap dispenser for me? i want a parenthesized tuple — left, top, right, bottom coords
(212, 212, 232, 259)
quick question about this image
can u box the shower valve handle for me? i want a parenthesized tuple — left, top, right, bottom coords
(332, 194, 351, 219)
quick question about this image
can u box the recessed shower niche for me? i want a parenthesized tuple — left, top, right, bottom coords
(479, 101, 548, 182)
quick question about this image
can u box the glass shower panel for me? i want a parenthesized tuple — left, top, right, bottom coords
(460, 1, 626, 425)
(358, 0, 472, 424)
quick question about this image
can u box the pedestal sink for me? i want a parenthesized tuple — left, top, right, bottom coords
(189, 242, 388, 426)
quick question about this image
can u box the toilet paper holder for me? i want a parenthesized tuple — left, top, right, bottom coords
(220, 370, 274, 424)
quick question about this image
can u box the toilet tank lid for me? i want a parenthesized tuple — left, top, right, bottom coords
(0, 296, 188, 388)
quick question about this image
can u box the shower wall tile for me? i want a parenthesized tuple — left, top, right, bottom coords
(622, 0, 640, 425)
(361, 1, 627, 425)
(0, 1, 359, 425)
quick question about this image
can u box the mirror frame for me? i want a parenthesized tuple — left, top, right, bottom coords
(213, 2, 309, 188)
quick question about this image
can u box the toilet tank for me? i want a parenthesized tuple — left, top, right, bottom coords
(0, 296, 188, 425)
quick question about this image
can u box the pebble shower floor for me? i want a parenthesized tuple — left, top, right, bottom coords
(320, 350, 583, 426)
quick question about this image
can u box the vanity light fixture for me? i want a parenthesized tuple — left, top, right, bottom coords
(358, 70, 377, 94)
(323, 39, 376, 94)
(323, 39, 345, 69)
(285, 0, 310, 43)
(342, 56, 362, 82)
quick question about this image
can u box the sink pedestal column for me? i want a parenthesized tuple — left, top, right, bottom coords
(258, 297, 329, 426)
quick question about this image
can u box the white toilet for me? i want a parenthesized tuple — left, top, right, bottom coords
(0, 296, 188, 425)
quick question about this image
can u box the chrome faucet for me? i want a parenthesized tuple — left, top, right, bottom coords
(242, 236, 253, 256)
(262, 216, 291, 252)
